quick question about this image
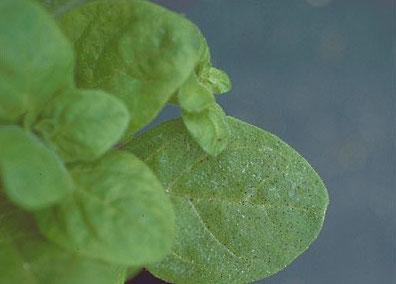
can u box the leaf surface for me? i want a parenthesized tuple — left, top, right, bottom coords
(0, 197, 127, 284)
(182, 103, 230, 156)
(177, 73, 215, 113)
(0, 126, 73, 210)
(37, 0, 91, 16)
(58, 0, 203, 134)
(125, 117, 329, 284)
(36, 151, 175, 266)
(0, 0, 74, 125)
(35, 89, 129, 162)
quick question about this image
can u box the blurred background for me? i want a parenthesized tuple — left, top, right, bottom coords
(128, 0, 396, 283)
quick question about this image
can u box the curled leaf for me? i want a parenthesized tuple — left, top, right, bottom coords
(35, 89, 130, 162)
(58, 0, 203, 134)
(0, 126, 73, 210)
(0, 0, 74, 125)
(182, 103, 230, 156)
(0, 197, 127, 284)
(125, 117, 329, 284)
(36, 151, 175, 266)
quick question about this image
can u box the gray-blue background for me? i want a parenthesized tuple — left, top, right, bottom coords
(149, 0, 396, 283)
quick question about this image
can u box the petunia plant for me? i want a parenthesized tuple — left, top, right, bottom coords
(0, 1, 329, 284)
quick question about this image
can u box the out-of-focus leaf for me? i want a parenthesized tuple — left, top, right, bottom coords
(0, 197, 127, 284)
(36, 151, 175, 266)
(125, 117, 329, 284)
(36, 0, 91, 17)
(0, 126, 73, 210)
(35, 89, 129, 162)
(126, 267, 142, 280)
(0, 0, 74, 125)
(58, 0, 203, 135)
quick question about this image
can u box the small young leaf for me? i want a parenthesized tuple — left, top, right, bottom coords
(177, 73, 215, 113)
(58, 0, 203, 134)
(35, 89, 130, 162)
(199, 66, 232, 95)
(195, 40, 231, 95)
(0, 126, 73, 210)
(36, 151, 175, 266)
(125, 117, 329, 284)
(0, 197, 127, 284)
(0, 0, 74, 125)
(182, 103, 230, 156)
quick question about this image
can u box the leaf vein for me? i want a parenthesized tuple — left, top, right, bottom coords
(188, 199, 241, 261)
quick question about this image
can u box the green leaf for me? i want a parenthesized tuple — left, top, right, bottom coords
(35, 89, 130, 162)
(0, 126, 73, 210)
(182, 103, 230, 156)
(36, 151, 175, 266)
(0, 197, 127, 284)
(125, 117, 329, 284)
(58, 0, 203, 135)
(195, 40, 231, 95)
(126, 267, 141, 280)
(177, 73, 215, 113)
(198, 66, 232, 95)
(0, 0, 74, 125)
(37, 0, 91, 17)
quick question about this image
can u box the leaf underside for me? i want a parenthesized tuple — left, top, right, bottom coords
(125, 117, 329, 284)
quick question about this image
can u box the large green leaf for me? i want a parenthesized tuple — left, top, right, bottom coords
(36, 151, 175, 266)
(0, 0, 74, 125)
(0, 126, 73, 210)
(125, 117, 329, 284)
(35, 89, 130, 162)
(57, 0, 203, 135)
(0, 196, 127, 284)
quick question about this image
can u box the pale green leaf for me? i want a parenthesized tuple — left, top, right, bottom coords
(0, 197, 127, 284)
(125, 117, 329, 284)
(177, 73, 215, 113)
(182, 103, 230, 156)
(0, 0, 74, 125)
(198, 66, 232, 95)
(195, 40, 231, 95)
(36, 151, 175, 266)
(58, 0, 203, 135)
(35, 89, 130, 162)
(0, 126, 73, 210)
